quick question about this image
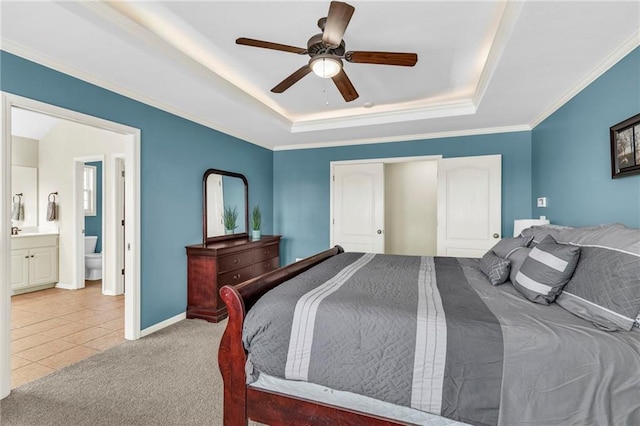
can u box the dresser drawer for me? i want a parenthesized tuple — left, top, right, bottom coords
(218, 265, 254, 287)
(252, 243, 279, 262)
(218, 250, 253, 273)
(253, 257, 280, 277)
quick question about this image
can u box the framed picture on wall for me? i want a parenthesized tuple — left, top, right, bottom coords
(610, 113, 640, 179)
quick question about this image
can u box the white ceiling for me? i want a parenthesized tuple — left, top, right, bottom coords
(1, 1, 638, 150)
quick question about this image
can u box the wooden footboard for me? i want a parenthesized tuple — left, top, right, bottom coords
(218, 246, 411, 425)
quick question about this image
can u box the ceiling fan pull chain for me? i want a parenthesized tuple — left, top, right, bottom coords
(323, 77, 330, 106)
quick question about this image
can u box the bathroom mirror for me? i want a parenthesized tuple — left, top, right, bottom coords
(203, 168, 248, 244)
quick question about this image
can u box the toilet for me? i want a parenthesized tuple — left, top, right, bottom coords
(85, 236, 103, 280)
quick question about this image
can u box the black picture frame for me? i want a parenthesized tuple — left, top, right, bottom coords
(610, 113, 640, 179)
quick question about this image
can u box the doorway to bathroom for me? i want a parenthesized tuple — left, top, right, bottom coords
(1, 93, 141, 398)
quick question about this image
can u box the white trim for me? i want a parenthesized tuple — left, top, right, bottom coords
(1, 93, 142, 398)
(331, 155, 443, 167)
(55, 282, 77, 290)
(0, 94, 12, 399)
(290, 101, 476, 133)
(530, 29, 640, 129)
(140, 312, 186, 338)
(274, 125, 531, 151)
(472, 1, 525, 108)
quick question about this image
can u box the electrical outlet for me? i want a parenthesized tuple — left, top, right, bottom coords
(537, 197, 547, 208)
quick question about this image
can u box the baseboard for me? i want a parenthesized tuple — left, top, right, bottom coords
(55, 282, 78, 290)
(140, 312, 186, 338)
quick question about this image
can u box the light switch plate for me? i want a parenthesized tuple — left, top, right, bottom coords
(537, 197, 547, 208)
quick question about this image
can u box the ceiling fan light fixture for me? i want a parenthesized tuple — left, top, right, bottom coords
(310, 55, 342, 78)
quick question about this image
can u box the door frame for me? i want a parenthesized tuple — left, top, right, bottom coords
(329, 155, 442, 247)
(0, 93, 142, 399)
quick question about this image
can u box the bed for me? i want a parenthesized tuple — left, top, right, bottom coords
(218, 224, 640, 425)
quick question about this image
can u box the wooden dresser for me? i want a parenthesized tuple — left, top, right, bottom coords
(185, 235, 281, 322)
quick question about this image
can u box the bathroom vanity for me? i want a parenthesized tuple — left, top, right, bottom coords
(11, 233, 59, 294)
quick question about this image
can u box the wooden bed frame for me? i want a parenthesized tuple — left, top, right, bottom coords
(218, 246, 412, 426)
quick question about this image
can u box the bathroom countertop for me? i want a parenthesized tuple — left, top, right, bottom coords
(11, 232, 59, 238)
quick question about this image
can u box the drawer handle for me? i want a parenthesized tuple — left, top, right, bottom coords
(233, 259, 239, 264)
(25, 255, 29, 259)
(233, 274, 241, 280)
(264, 250, 269, 255)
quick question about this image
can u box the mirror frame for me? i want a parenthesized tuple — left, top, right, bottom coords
(202, 168, 249, 245)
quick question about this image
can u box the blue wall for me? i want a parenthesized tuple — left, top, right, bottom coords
(274, 132, 533, 265)
(1, 51, 274, 329)
(84, 161, 102, 253)
(532, 47, 640, 227)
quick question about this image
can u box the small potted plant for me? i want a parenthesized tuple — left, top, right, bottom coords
(251, 205, 261, 240)
(222, 206, 238, 235)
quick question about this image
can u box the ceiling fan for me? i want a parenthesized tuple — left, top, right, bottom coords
(236, 1, 418, 102)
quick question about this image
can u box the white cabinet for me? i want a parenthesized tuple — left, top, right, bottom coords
(11, 234, 58, 294)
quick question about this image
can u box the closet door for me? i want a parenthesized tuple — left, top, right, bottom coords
(331, 163, 385, 253)
(437, 155, 502, 257)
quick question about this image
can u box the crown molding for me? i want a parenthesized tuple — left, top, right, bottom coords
(472, 0, 525, 107)
(529, 29, 640, 129)
(0, 40, 272, 150)
(274, 124, 531, 151)
(291, 100, 476, 133)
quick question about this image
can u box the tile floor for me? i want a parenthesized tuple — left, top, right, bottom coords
(10, 281, 124, 388)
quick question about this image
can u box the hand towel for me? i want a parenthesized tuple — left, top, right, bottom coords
(47, 200, 57, 221)
(11, 201, 24, 221)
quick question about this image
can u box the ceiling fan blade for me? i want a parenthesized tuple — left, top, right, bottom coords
(271, 65, 312, 93)
(345, 51, 418, 67)
(236, 37, 307, 54)
(331, 69, 359, 102)
(322, 1, 355, 48)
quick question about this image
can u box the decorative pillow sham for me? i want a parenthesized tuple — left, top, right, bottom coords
(489, 235, 533, 259)
(520, 224, 574, 247)
(555, 224, 640, 331)
(480, 251, 511, 286)
(513, 235, 581, 305)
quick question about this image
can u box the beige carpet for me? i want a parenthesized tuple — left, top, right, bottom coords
(1, 319, 227, 425)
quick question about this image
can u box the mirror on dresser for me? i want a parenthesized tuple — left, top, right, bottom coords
(203, 168, 249, 244)
(187, 168, 281, 323)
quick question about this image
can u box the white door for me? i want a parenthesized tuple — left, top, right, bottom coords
(332, 163, 385, 253)
(437, 155, 502, 258)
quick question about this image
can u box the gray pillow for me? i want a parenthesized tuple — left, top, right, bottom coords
(555, 224, 640, 331)
(489, 235, 533, 259)
(507, 247, 531, 285)
(480, 251, 511, 286)
(520, 225, 573, 247)
(513, 235, 581, 305)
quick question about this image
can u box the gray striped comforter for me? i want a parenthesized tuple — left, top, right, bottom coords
(243, 253, 640, 426)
